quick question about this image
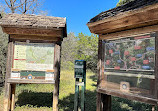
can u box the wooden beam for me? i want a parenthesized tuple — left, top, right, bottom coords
(10, 84, 16, 111)
(3, 83, 11, 111)
(7, 79, 55, 84)
(97, 88, 158, 105)
(87, 3, 158, 34)
(101, 94, 111, 111)
(4, 42, 14, 111)
(155, 32, 158, 100)
(99, 24, 158, 40)
(96, 40, 103, 111)
(2, 27, 63, 37)
(10, 34, 61, 41)
(97, 40, 111, 111)
(53, 42, 61, 111)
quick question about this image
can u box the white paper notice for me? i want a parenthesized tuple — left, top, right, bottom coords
(45, 72, 54, 80)
(11, 72, 20, 79)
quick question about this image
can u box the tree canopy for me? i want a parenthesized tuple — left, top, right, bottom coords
(61, 32, 98, 72)
(117, 0, 134, 6)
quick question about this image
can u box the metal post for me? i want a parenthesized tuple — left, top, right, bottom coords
(81, 78, 85, 111)
(74, 78, 79, 111)
(74, 60, 86, 111)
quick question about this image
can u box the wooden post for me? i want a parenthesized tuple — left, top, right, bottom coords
(4, 83, 11, 111)
(96, 93, 102, 111)
(10, 84, 16, 111)
(97, 39, 111, 111)
(101, 94, 111, 111)
(53, 42, 61, 111)
(152, 105, 155, 111)
(4, 41, 14, 111)
(96, 40, 103, 111)
(155, 32, 158, 111)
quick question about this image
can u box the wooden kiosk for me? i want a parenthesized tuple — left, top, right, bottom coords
(0, 13, 67, 111)
(87, 0, 158, 111)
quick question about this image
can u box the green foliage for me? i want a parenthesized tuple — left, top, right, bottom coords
(75, 33, 98, 72)
(61, 32, 98, 72)
(61, 32, 77, 70)
(117, 0, 134, 6)
(0, 70, 154, 111)
(0, 70, 97, 111)
(0, 26, 8, 78)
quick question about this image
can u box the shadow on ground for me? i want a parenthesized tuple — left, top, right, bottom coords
(58, 90, 96, 111)
(112, 97, 155, 111)
(16, 90, 53, 107)
(16, 90, 96, 111)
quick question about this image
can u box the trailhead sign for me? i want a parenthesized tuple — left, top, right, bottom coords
(13, 42, 54, 71)
(104, 34, 155, 71)
(11, 42, 55, 80)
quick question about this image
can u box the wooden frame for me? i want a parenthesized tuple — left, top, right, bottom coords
(87, 3, 158, 34)
(96, 29, 158, 111)
(3, 38, 62, 111)
(87, 2, 158, 110)
(0, 14, 66, 111)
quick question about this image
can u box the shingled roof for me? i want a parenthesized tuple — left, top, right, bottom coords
(89, 0, 158, 23)
(0, 13, 66, 29)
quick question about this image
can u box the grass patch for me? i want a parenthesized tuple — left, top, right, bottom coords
(0, 70, 97, 111)
(0, 70, 155, 111)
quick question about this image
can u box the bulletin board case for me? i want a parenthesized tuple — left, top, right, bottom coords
(0, 13, 66, 111)
(8, 42, 55, 84)
(97, 32, 158, 105)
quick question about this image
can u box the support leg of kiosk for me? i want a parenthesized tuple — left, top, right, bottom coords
(102, 94, 111, 111)
(96, 92, 102, 111)
(152, 105, 155, 111)
(4, 83, 11, 111)
(53, 82, 59, 111)
(53, 43, 61, 111)
(10, 84, 16, 111)
(98, 93, 111, 111)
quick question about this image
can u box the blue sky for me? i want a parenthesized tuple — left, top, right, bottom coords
(41, 0, 119, 36)
(1, 0, 119, 35)
(42, 0, 119, 35)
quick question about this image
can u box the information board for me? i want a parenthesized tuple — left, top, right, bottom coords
(11, 42, 55, 80)
(102, 34, 156, 98)
(104, 35, 155, 71)
(13, 42, 54, 71)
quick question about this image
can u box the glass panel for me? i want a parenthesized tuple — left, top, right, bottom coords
(11, 42, 55, 80)
(102, 34, 156, 99)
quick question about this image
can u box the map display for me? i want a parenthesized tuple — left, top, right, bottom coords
(13, 42, 54, 71)
(104, 35, 155, 71)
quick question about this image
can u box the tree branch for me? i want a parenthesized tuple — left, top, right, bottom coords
(4, 0, 11, 8)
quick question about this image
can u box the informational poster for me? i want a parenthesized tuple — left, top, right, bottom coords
(13, 42, 54, 71)
(104, 35, 155, 71)
(102, 34, 156, 98)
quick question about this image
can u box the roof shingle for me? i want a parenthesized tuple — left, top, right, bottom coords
(0, 13, 66, 29)
(89, 0, 158, 23)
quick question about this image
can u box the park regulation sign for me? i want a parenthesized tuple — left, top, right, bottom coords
(0, 13, 67, 111)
